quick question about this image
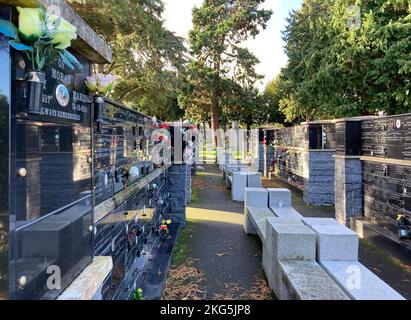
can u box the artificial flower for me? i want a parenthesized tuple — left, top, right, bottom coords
(85, 76, 97, 92)
(17, 7, 44, 42)
(51, 16, 77, 50)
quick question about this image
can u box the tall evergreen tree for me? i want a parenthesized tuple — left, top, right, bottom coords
(69, 0, 187, 120)
(182, 0, 272, 144)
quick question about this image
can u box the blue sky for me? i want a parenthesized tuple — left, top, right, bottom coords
(163, 0, 304, 89)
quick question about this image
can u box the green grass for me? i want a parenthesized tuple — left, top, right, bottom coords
(172, 220, 197, 266)
(360, 239, 411, 275)
(191, 185, 200, 204)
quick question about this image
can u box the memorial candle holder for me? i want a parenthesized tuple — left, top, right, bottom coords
(94, 95, 105, 132)
(26, 70, 46, 114)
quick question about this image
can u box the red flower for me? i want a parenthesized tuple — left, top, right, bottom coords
(159, 123, 170, 129)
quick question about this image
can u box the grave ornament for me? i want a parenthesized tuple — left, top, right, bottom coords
(0, 6, 81, 113)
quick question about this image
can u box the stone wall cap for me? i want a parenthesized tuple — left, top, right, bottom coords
(333, 155, 361, 159)
(57, 256, 113, 300)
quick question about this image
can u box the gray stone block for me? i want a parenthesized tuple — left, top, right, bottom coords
(232, 172, 248, 202)
(244, 206, 273, 236)
(263, 217, 304, 285)
(244, 188, 268, 208)
(277, 261, 350, 300)
(309, 224, 359, 261)
(302, 218, 340, 228)
(267, 188, 292, 208)
(247, 172, 262, 188)
(321, 261, 405, 300)
(269, 224, 316, 261)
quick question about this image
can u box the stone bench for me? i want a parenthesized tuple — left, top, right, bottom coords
(278, 261, 349, 300)
(224, 164, 250, 188)
(246, 206, 273, 240)
(267, 188, 292, 208)
(266, 220, 349, 300)
(244, 188, 270, 236)
(320, 260, 405, 300)
(263, 217, 303, 288)
(305, 218, 405, 300)
(245, 189, 404, 300)
(308, 223, 359, 261)
(232, 172, 262, 201)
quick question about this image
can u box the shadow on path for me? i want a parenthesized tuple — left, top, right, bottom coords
(175, 165, 273, 300)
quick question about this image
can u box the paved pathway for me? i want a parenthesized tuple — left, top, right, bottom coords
(184, 165, 272, 300)
(167, 166, 411, 300)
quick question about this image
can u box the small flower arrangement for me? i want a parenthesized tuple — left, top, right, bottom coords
(160, 219, 172, 240)
(159, 123, 170, 130)
(0, 7, 81, 71)
(85, 73, 117, 96)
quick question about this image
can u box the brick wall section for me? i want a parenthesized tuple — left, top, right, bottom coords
(304, 151, 336, 206)
(335, 157, 363, 226)
(165, 164, 190, 225)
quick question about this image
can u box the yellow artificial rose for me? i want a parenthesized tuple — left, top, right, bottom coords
(17, 7, 44, 42)
(51, 16, 77, 50)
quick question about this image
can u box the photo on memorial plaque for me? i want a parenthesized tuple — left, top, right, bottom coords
(55, 84, 70, 107)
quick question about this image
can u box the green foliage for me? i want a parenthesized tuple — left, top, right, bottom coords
(180, 0, 272, 130)
(263, 75, 286, 124)
(69, 0, 187, 121)
(132, 288, 144, 300)
(279, 0, 411, 122)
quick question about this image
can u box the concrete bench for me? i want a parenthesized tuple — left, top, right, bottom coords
(224, 164, 250, 188)
(263, 217, 303, 288)
(305, 219, 405, 300)
(244, 188, 270, 235)
(244, 188, 404, 300)
(267, 222, 317, 296)
(232, 172, 262, 201)
(278, 261, 349, 300)
(246, 207, 273, 240)
(266, 220, 350, 300)
(309, 223, 359, 261)
(320, 260, 405, 300)
(267, 188, 292, 208)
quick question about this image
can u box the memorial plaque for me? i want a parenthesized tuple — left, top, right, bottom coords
(10, 47, 94, 300)
(362, 160, 411, 232)
(336, 121, 362, 156)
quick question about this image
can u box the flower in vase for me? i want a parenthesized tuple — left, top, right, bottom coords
(85, 73, 117, 96)
(85, 76, 98, 92)
(17, 7, 44, 43)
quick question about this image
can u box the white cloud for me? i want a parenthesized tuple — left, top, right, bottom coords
(163, 0, 301, 90)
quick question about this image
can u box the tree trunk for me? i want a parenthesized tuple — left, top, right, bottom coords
(210, 95, 220, 149)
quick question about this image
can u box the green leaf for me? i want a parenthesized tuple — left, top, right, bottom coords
(62, 50, 83, 71)
(0, 19, 18, 40)
(59, 51, 74, 70)
(9, 40, 33, 52)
